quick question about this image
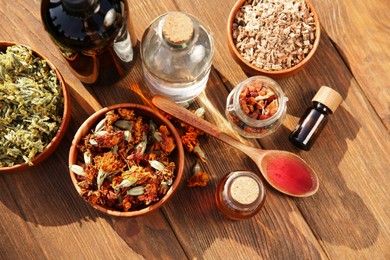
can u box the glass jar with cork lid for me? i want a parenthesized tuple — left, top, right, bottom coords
(226, 76, 288, 138)
(141, 12, 214, 106)
(215, 171, 266, 220)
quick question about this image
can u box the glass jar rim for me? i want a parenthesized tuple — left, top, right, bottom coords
(232, 76, 288, 128)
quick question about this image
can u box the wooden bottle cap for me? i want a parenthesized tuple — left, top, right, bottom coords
(312, 86, 343, 112)
(162, 12, 194, 46)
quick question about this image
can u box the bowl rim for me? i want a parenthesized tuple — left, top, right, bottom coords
(0, 41, 71, 174)
(68, 103, 185, 217)
(227, 0, 321, 76)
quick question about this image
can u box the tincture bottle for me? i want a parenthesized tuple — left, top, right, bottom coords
(215, 171, 266, 220)
(41, 0, 136, 85)
(289, 86, 343, 151)
(140, 12, 213, 106)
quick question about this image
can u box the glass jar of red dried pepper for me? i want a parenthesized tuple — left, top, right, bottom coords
(225, 76, 288, 138)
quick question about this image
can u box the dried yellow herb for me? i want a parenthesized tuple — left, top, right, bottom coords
(0, 45, 64, 167)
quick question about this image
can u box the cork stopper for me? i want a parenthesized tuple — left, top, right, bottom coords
(162, 12, 194, 46)
(230, 176, 260, 204)
(312, 86, 343, 113)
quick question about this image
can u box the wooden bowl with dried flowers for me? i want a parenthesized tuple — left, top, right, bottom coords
(0, 41, 70, 174)
(227, 0, 321, 78)
(68, 103, 184, 217)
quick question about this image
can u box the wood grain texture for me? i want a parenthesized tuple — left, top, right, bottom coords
(162, 0, 389, 258)
(311, 0, 390, 130)
(0, 0, 389, 259)
(0, 0, 185, 258)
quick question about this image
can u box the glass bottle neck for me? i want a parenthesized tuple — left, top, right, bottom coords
(313, 101, 333, 114)
(62, 0, 99, 16)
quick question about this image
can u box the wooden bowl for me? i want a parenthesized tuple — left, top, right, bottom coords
(227, 0, 321, 78)
(68, 103, 185, 217)
(0, 41, 70, 174)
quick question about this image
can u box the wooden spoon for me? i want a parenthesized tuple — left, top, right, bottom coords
(152, 95, 319, 197)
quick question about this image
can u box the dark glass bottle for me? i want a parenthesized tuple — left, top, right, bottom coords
(41, 0, 136, 85)
(289, 86, 343, 151)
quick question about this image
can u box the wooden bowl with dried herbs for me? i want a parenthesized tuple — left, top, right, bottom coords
(0, 42, 70, 173)
(227, 0, 321, 77)
(68, 104, 184, 217)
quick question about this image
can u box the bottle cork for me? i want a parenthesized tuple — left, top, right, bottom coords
(312, 86, 343, 113)
(215, 171, 266, 220)
(162, 12, 194, 46)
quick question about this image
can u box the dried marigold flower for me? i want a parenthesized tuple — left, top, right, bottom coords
(132, 116, 146, 144)
(94, 131, 123, 148)
(120, 196, 133, 211)
(117, 108, 136, 120)
(163, 107, 207, 161)
(105, 110, 119, 125)
(138, 183, 159, 205)
(71, 108, 177, 212)
(94, 151, 125, 173)
(181, 132, 199, 153)
(187, 171, 209, 187)
(159, 128, 176, 154)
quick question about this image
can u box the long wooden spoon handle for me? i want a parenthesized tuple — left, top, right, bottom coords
(66, 78, 102, 114)
(152, 95, 252, 154)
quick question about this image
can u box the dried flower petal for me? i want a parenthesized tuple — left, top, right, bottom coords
(114, 120, 133, 130)
(127, 186, 145, 196)
(187, 171, 209, 187)
(149, 160, 165, 172)
(76, 108, 177, 211)
(70, 164, 87, 177)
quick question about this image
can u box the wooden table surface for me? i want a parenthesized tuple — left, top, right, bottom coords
(1, 0, 389, 259)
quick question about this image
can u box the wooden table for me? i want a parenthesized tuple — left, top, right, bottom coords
(1, 0, 389, 259)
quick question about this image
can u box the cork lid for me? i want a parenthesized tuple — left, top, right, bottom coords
(162, 12, 194, 46)
(230, 176, 260, 205)
(312, 86, 343, 112)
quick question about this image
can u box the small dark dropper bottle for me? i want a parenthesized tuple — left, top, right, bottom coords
(289, 86, 343, 151)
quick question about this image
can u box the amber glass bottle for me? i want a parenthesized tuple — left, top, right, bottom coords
(289, 86, 343, 150)
(41, 0, 136, 85)
(215, 171, 266, 220)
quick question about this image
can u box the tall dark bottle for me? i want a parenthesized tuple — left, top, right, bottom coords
(41, 0, 136, 85)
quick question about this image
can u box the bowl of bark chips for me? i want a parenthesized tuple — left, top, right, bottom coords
(227, 0, 320, 78)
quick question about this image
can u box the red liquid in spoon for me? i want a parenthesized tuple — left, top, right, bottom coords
(266, 156, 315, 196)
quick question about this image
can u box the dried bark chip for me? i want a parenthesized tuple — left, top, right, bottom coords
(232, 0, 316, 71)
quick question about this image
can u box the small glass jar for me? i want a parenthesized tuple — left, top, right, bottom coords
(215, 171, 266, 220)
(141, 12, 213, 105)
(226, 76, 288, 138)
